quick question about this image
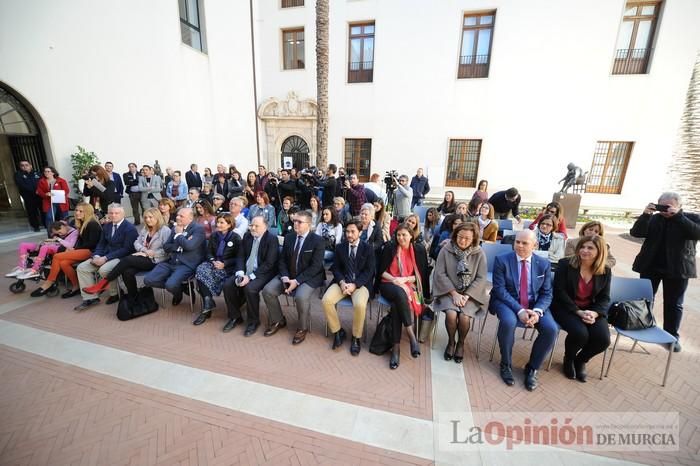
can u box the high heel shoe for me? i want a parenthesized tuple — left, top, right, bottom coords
(443, 341, 455, 361)
(30, 282, 57, 298)
(389, 348, 400, 369)
(453, 343, 465, 364)
(410, 339, 421, 358)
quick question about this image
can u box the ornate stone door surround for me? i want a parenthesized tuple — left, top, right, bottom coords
(258, 91, 318, 169)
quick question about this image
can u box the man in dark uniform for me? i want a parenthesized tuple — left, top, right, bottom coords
(14, 160, 42, 231)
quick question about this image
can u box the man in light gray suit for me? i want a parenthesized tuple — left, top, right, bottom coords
(138, 165, 162, 210)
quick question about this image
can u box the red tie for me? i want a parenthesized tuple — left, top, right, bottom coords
(519, 259, 529, 309)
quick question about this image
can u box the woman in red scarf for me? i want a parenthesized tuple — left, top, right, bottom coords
(376, 224, 431, 369)
(36, 166, 70, 230)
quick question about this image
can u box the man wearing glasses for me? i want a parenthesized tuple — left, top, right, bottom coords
(183, 188, 200, 209)
(261, 211, 325, 345)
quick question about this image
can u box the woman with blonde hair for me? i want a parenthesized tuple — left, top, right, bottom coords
(31, 202, 102, 298)
(82, 208, 171, 303)
(373, 198, 391, 242)
(565, 220, 616, 268)
(552, 235, 611, 382)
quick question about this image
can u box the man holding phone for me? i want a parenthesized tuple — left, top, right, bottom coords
(631, 192, 700, 352)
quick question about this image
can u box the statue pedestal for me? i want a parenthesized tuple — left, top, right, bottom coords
(552, 192, 581, 231)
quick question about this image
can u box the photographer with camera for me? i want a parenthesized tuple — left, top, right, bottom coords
(630, 192, 700, 352)
(318, 164, 338, 207)
(83, 165, 120, 217)
(393, 174, 413, 221)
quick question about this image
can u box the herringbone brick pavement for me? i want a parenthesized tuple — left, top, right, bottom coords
(0, 346, 432, 466)
(462, 228, 700, 466)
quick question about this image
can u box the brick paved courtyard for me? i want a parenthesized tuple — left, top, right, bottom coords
(0, 226, 698, 465)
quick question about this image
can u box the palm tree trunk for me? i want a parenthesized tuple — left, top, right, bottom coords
(669, 51, 700, 211)
(315, 0, 329, 170)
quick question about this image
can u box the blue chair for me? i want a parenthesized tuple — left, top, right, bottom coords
(604, 277, 676, 386)
(481, 242, 513, 283)
(324, 296, 370, 342)
(497, 219, 513, 231)
(412, 205, 428, 224)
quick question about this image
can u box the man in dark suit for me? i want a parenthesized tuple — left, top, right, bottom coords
(262, 210, 325, 344)
(75, 204, 138, 311)
(321, 219, 375, 355)
(14, 160, 42, 231)
(144, 207, 206, 305)
(123, 162, 141, 225)
(490, 230, 558, 391)
(222, 215, 279, 336)
(104, 161, 124, 199)
(186, 163, 203, 190)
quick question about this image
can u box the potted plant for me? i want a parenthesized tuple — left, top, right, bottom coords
(69, 146, 99, 202)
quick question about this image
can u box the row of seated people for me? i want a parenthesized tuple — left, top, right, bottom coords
(11, 201, 614, 384)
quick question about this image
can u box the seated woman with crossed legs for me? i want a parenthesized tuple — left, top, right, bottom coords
(82, 208, 171, 305)
(376, 224, 430, 369)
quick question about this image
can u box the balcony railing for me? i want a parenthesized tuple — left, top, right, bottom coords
(458, 54, 490, 78)
(348, 61, 374, 83)
(612, 48, 650, 75)
(281, 0, 304, 8)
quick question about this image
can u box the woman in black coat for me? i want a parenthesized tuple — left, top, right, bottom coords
(375, 223, 431, 369)
(552, 235, 611, 383)
(192, 213, 241, 326)
(82, 165, 119, 217)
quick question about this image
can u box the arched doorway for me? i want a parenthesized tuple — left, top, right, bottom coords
(0, 83, 50, 232)
(281, 135, 310, 169)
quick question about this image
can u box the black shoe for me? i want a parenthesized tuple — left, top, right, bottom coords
(410, 339, 421, 358)
(244, 322, 260, 337)
(573, 358, 587, 383)
(73, 298, 100, 312)
(105, 295, 119, 305)
(222, 317, 242, 332)
(350, 337, 361, 356)
(33, 227, 41, 232)
(332, 328, 346, 350)
(61, 288, 81, 299)
(30, 282, 57, 298)
(500, 363, 515, 386)
(453, 342, 464, 364)
(202, 296, 216, 311)
(390, 348, 400, 369)
(563, 355, 576, 380)
(264, 318, 287, 336)
(193, 311, 212, 326)
(172, 292, 183, 306)
(524, 365, 539, 391)
(444, 341, 455, 361)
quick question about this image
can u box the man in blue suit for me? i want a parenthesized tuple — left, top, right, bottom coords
(144, 207, 206, 306)
(75, 204, 138, 311)
(491, 230, 558, 391)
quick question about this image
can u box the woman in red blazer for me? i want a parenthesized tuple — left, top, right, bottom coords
(36, 166, 70, 229)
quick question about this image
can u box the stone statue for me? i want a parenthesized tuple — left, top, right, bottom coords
(559, 163, 582, 193)
(153, 160, 162, 177)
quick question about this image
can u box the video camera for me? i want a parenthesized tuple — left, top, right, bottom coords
(384, 170, 399, 192)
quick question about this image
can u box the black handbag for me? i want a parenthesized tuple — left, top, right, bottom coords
(117, 286, 159, 321)
(370, 313, 393, 355)
(608, 299, 655, 330)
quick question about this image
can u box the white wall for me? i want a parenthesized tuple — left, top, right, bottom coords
(256, 0, 700, 209)
(0, 0, 259, 178)
(2, 0, 698, 210)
